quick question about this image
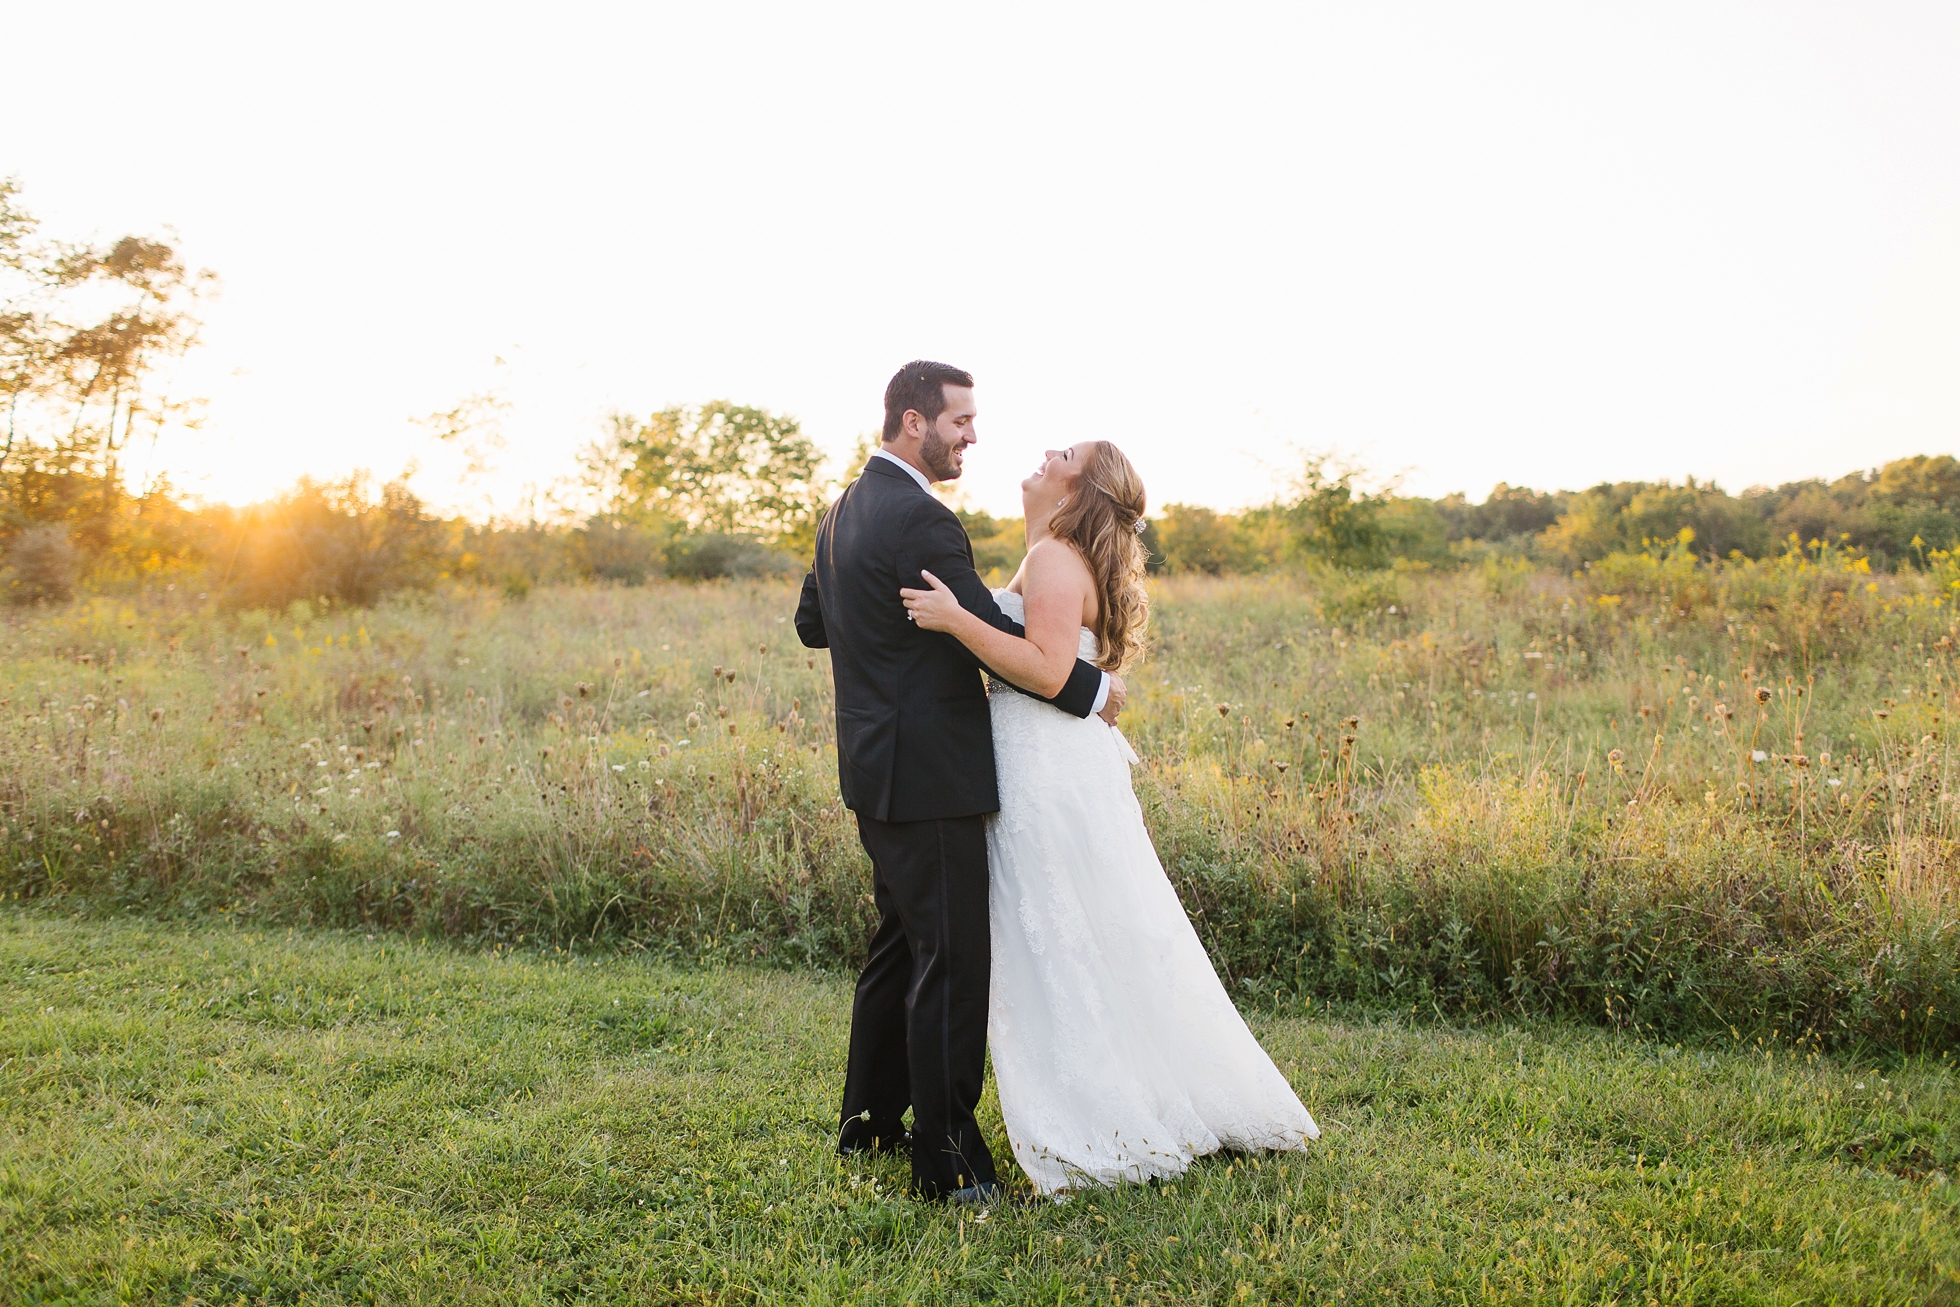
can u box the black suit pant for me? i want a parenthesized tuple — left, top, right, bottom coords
(838, 812, 997, 1198)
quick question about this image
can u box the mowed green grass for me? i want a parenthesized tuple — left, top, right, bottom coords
(2, 913, 1955, 1305)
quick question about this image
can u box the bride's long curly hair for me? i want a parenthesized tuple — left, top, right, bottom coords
(1047, 441, 1150, 673)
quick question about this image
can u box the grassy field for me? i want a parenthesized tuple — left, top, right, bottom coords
(3, 560, 1958, 1052)
(3, 910, 1955, 1305)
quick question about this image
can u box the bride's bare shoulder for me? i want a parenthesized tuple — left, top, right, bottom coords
(1020, 540, 1095, 621)
(1023, 537, 1092, 582)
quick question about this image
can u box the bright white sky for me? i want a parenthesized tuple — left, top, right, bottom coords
(4, 2, 1957, 519)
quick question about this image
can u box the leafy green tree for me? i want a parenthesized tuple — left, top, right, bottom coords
(1249, 453, 1392, 569)
(1538, 479, 1767, 566)
(1155, 503, 1252, 574)
(584, 402, 827, 555)
(0, 178, 208, 571)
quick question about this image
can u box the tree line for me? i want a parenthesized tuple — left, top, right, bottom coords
(6, 180, 1959, 611)
(1149, 454, 1960, 576)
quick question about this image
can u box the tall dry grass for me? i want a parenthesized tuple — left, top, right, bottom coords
(3, 553, 1956, 1051)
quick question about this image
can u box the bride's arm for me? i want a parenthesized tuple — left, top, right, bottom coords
(902, 541, 1090, 698)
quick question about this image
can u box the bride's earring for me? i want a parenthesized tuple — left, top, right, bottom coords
(1055, 497, 1067, 508)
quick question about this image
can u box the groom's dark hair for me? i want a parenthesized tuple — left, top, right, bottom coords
(883, 360, 975, 442)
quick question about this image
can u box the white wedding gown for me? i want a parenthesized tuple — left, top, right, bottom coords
(985, 591, 1319, 1194)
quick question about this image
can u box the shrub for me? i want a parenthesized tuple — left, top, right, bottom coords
(2, 524, 79, 604)
(664, 533, 801, 581)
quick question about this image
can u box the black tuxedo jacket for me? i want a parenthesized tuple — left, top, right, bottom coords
(795, 457, 1103, 822)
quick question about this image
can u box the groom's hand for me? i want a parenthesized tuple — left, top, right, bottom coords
(1097, 674, 1127, 724)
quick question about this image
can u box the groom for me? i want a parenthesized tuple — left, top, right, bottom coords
(794, 360, 1126, 1203)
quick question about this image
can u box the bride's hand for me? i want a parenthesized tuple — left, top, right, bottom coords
(899, 570, 966, 632)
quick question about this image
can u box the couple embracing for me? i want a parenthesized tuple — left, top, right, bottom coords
(794, 361, 1316, 1204)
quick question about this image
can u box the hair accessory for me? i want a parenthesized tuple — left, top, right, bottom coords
(1132, 517, 1148, 535)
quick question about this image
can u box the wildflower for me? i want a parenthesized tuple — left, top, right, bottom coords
(1819, 751, 1831, 767)
(1754, 687, 1772, 705)
(1607, 749, 1625, 771)
(1752, 750, 1768, 762)
(1714, 702, 1732, 719)
(386, 830, 400, 840)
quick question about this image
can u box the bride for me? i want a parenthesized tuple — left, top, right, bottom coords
(900, 440, 1318, 1195)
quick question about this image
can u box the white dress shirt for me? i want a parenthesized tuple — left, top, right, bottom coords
(872, 447, 1111, 714)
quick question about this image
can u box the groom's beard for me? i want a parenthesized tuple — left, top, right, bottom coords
(921, 429, 963, 481)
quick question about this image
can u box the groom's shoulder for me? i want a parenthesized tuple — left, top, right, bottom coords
(848, 463, 953, 523)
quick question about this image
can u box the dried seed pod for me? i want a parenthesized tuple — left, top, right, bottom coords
(1754, 686, 1772, 705)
